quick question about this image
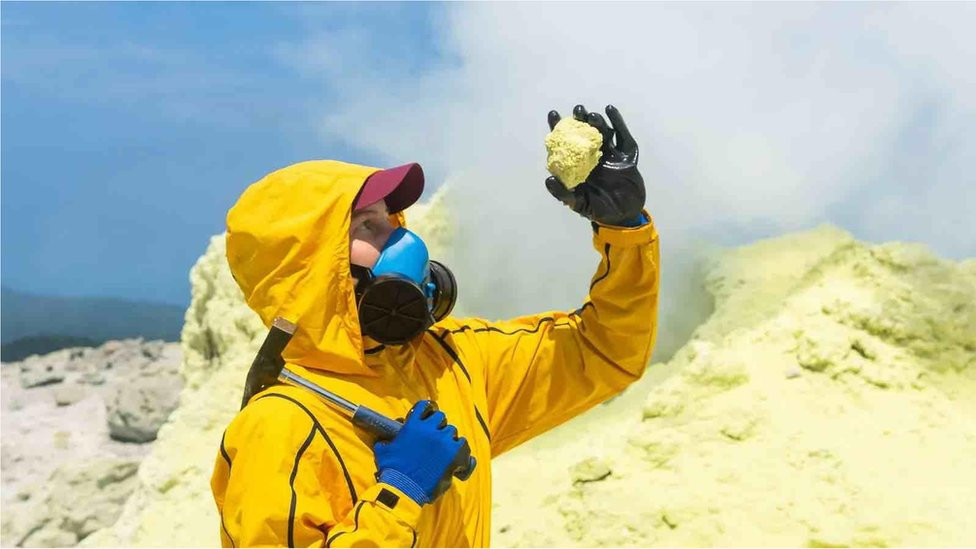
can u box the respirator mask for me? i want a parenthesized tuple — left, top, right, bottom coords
(350, 227, 457, 345)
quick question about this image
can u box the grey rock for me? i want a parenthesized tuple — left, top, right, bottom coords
(106, 345, 183, 443)
(18, 353, 70, 388)
(22, 527, 78, 547)
(14, 458, 140, 547)
(53, 383, 88, 407)
(2, 339, 181, 547)
(79, 370, 106, 385)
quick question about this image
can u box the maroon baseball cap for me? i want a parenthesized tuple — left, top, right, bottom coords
(353, 162, 425, 213)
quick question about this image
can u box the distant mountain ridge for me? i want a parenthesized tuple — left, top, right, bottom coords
(0, 287, 184, 348)
(0, 334, 101, 362)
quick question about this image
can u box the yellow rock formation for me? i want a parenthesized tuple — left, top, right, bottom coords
(490, 225, 976, 547)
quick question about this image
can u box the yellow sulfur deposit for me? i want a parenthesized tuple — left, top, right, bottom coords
(491, 225, 976, 547)
(545, 118, 603, 188)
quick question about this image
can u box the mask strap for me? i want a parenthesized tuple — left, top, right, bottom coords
(349, 264, 373, 302)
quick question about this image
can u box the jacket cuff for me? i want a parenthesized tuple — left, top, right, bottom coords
(592, 210, 658, 247)
(363, 482, 424, 529)
(377, 469, 429, 506)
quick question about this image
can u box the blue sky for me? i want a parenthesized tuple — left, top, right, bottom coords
(3, 3, 974, 317)
(1, 2, 451, 306)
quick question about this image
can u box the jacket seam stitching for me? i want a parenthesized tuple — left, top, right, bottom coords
(446, 317, 579, 337)
(256, 393, 358, 504)
(429, 330, 471, 382)
(589, 243, 612, 290)
(219, 504, 236, 548)
(473, 407, 492, 443)
(326, 500, 365, 546)
(572, 301, 595, 317)
(218, 431, 236, 548)
(440, 303, 603, 450)
(288, 425, 317, 548)
(428, 331, 492, 443)
(486, 296, 625, 452)
(491, 342, 639, 452)
(219, 431, 232, 467)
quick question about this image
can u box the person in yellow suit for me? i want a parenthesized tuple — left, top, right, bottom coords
(211, 104, 660, 547)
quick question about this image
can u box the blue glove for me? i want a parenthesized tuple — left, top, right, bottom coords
(374, 400, 471, 505)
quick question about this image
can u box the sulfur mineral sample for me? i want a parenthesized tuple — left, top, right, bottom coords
(545, 118, 603, 188)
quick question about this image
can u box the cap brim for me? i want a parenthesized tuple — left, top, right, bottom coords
(353, 163, 425, 214)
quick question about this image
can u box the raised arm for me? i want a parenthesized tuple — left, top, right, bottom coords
(448, 104, 660, 455)
(454, 218, 658, 456)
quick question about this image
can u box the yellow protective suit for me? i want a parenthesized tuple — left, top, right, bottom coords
(210, 160, 660, 547)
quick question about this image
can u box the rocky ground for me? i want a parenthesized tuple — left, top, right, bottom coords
(1, 339, 182, 547)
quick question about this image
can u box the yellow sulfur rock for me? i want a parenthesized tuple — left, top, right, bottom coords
(545, 118, 603, 188)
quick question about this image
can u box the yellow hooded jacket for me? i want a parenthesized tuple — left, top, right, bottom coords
(210, 160, 660, 547)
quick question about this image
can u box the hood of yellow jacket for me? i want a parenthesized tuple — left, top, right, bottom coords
(226, 160, 412, 378)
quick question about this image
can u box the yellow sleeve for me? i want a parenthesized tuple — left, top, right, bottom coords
(210, 394, 422, 548)
(322, 484, 423, 548)
(458, 215, 659, 456)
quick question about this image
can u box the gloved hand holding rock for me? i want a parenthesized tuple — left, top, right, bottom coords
(545, 104, 646, 227)
(374, 400, 472, 506)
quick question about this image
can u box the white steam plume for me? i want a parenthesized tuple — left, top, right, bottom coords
(287, 3, 976, 359)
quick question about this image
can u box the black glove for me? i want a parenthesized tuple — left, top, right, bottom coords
(545, 104, 646, 227)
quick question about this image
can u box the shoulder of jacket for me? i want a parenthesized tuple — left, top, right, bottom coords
(226, 384, 336, 441)
(220, 385, 363, 492)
